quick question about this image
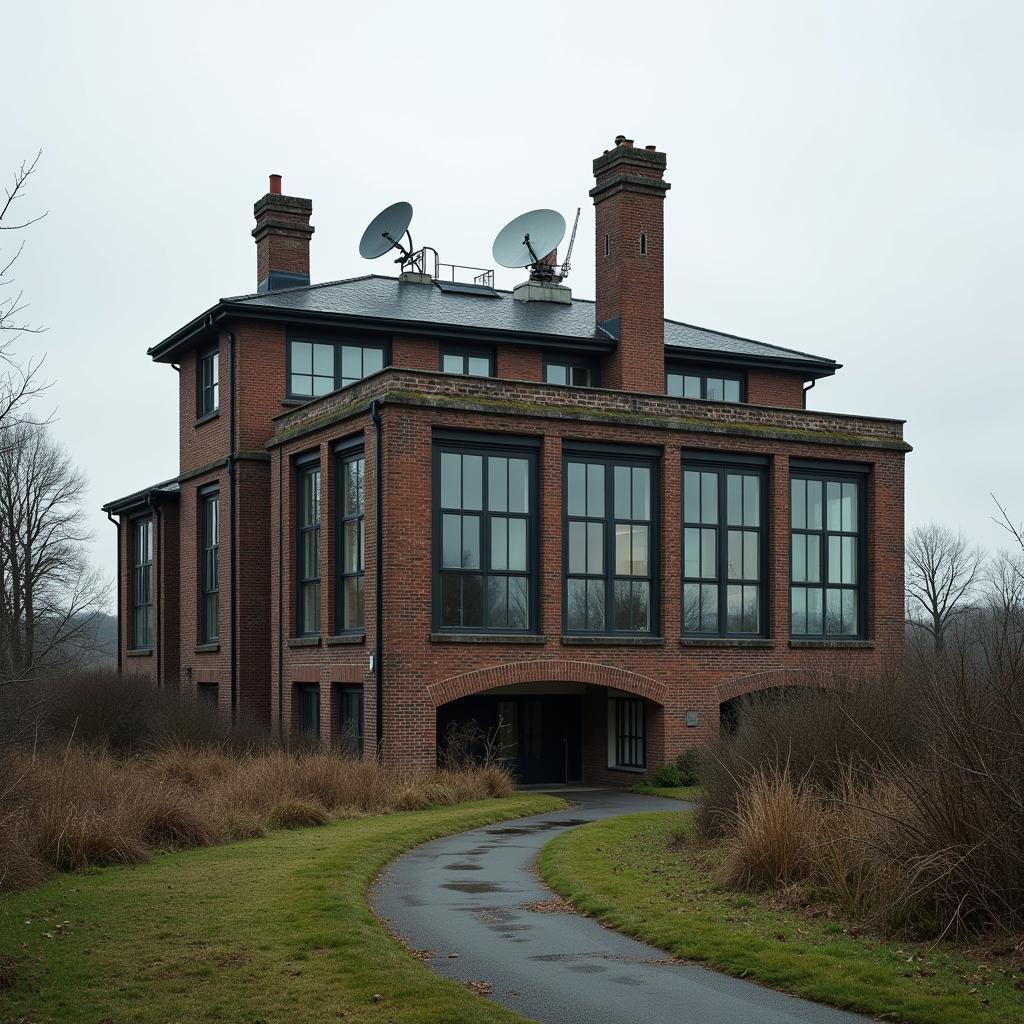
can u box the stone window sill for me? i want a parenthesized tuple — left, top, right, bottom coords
(680, 638, 774, 649)
(606, 764, 647, 774)
(430, 633, 547, 645)
(126, 648, 152, 657)
(287, 636, 321, 648)
(193, 642, 220, 654)
(561, 635, 665, 647)
(194, 410, 220, 427)
(326, 633, 366, 646)
(788, 639, 875, 650)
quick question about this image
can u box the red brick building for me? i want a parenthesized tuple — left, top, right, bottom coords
(104, 138, 909, 784)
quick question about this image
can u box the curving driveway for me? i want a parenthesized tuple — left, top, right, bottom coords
(372, 789, 869, 1024)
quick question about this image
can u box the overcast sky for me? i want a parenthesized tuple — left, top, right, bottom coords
(5, 1, 1022, 597)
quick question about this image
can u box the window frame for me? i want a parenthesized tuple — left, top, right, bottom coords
(285, 335, 388, 400)
(666, 364, 745, 403)
(431, 433, 540, 635)
(296, 683, 321, 740)
(295, 455, 322, 637)
(131, 515, 153, 650)
(609, 697, 646, 770)
(334, 440, 366, 635)
(543, 355, 599, 388)
(336, 683, 364, 756)
(562, 446, 661, 637)
(199, 488, 220, 643)
(438, 344, 495, 379)
(681, 453, 769, 639)
(789, 463, 869, 640)
(197, 682, 218, 707)
(197, 346, 219, 418)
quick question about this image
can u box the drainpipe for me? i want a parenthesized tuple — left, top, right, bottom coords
(371, 399, 384, 759)
(148, 494, 162, 687)
(106, 511, 121, 675)
(277, 444, 284, 741)
(802, 378, 816, 410)
(227, 330, 238, 722)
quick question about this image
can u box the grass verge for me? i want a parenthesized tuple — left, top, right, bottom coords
(629, 783, 703, 802)
(538, 811, 1024, 1024)
(0, 794, 563, 1023)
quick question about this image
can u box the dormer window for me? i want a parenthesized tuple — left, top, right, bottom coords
(667, 367, 743, 403)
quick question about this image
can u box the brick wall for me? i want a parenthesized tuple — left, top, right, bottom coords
(747, 367, 808, 408)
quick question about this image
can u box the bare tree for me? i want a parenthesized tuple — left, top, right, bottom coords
(0, 152, 49, 440)
(0, 419, 108, 684)
(905, 522, 985, 651)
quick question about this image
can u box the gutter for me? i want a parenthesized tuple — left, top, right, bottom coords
(371, 399, 384, 759)
(106, 511, 121, 675)
(227, 330, 238, 721)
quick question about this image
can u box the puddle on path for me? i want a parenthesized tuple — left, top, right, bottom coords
(442, 880, 505, 893)
(444, 862, 484, 870)
(484, 818, 592, 836)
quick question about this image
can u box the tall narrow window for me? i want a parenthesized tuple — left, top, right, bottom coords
(337, 450, 365, 632)
(639, 232, 647, 255)
(791, 473, 864, 637)
(200, 491, 219, 642)
(565, 454, 657, 635)
(682, 459, 765, 636)
(198, 348, 219, 416)
(297, 461, 321, 635)
(336, 684, 364, 756)
(435, 443, 536, 632)
(666, 367, 743, 403)
(610, 698, 645, 768)
(132, 517, 153, 649)
(296, 684, 320, 739)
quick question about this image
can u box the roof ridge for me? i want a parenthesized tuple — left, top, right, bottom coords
(223, 273, 378, 303)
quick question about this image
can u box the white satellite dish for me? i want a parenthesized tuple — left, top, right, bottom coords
(492, 209, 566, 270)
(359, 201, 414, 261)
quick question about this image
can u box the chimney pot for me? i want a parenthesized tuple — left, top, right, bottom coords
(269, 173, 282, 195)
(614, 134, 626, 146)
(645, 144, 657, 151)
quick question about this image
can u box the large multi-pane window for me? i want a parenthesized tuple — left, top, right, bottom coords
(200, 491, 219, 643)
(610, 698, 645, 769)
(132, 517, 153, 649)
(198, 347, 219, 416)
(288, 340, 385, 398)
(682, 459, 765, 636)
(336, 448, 365, 632)
(440, 347, 493, 378)
(667, 367, 743, 403)
(544, 357, 596, 387)
(791, 472, 864, 637)
(435, 442, 536, 632)
(296, 461, 321, 635)
(565, 454, 656, 634)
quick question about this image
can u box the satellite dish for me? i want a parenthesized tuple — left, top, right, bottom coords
(492, 209, 566, 270)
(359, 201, 414, 260)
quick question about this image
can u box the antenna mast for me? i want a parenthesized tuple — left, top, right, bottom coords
(558, 207, 581, 281)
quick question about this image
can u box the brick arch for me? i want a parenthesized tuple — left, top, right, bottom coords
(715, 667, 848, 705)
(427, 659, 667, 708)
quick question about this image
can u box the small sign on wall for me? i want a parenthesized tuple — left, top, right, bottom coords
(686, 709, 699, 728)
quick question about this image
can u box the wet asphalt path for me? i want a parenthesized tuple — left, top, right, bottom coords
(372, 789, 870, 1024)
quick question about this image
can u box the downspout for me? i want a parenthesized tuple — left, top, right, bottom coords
(371, 399, 384, 759)
(106, 511, 121, 675)
(148, 494, 162, 686)
(227, 330, 238, 722)
(802, 378, 816, 409)
(277, 445, 284, 741)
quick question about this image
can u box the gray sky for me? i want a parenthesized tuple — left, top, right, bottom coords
(6, 1, 1023, 596)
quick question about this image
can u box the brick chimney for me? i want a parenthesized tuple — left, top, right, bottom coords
(252, 174, 314, 293)
(590, 137, 670, 392)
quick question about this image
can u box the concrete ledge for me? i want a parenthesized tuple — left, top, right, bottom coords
(561, 636, 665, 647)
(430, 633, 547, 645)
(126, 648, 152, 657)
(680, 638, 774, 649)
(193, 642, 220, 654)
(287, 636, 321, 648)
(326, 633, 366, 646)
(788, 639, 876, 650)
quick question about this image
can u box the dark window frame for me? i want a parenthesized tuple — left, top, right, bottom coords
(199, 488, 220, 643)
(335, 443, 366, 634)
(296, 683, 320, 740)
(789, 466, 868, 640)
(666, 364, 746, 403)
(198, 346, 219, 417)
(612, 697, 646, 769)
(336, 683, 364, 756)
(286, 335, 389, 400)
(197, 682, 218, 706)
(681, 455, 768, 639)
(295, 456, 322, 637)
(131, 516, 153, 650)
(562, 450, 661, 637)
(543, 355, 599, 388)
(432, 436, 540, 635)
(439, 344, 495, 378)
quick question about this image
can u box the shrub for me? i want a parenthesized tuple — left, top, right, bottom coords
(266, 799, 331, 830)
(650, 764, 683, 788)
(675, 748, 703, 786)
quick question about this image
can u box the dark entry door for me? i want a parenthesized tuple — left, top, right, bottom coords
(508, 696, 582, 784)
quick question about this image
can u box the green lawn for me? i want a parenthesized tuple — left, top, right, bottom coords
(538, 811, 1024, 1024)
(630, 782, 703, 801)
(0, 794, 563, 1024)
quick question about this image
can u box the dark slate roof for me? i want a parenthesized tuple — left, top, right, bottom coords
(220, 274, 837, 371)
(102, 477, 180, 514)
